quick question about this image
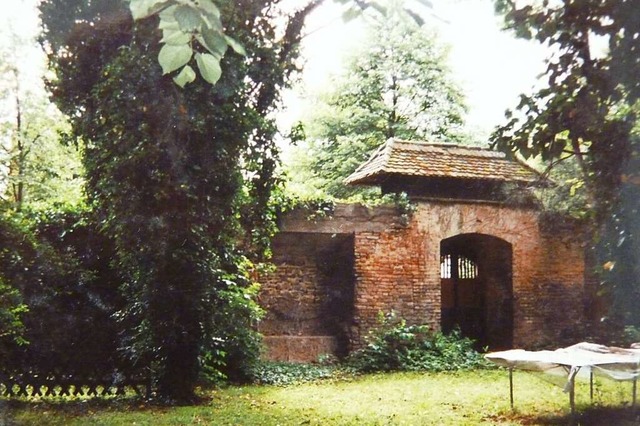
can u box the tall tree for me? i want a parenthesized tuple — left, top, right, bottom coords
(492, 0, 640, 325)
(288, 3, 467, 199)
(39, 0, 329, 402)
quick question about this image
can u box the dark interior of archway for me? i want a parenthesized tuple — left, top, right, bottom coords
(440, 234, 513, 350)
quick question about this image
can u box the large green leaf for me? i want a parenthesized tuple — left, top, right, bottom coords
(159, 19, 180, 30)
(201, 29, 227, 58)
(161, 28, 191, 45)
(195, 53, 222, 84)
(197, 0, 223, 32)
(129, 0, 172, 20)
(200, 11, 224, 33)
(198, 0, 221, 18)
(173, 65, 196, 87)
(158, 44, 193, 74)
(174, 5, 203, 32)
(158, 3, 177, 22)
(224, 35, 246, 56)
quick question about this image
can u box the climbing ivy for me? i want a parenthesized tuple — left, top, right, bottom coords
(39, 0, 323, 402)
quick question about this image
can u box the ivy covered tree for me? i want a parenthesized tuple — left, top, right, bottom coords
(288, 2, 467, 199)
(492, 0, 640, 326)
(38, 0, 327, 402)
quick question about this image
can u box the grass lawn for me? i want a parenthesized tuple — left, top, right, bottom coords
(4, 369, 640, 425)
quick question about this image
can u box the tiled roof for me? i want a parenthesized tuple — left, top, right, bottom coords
(345, 139, 542, 186)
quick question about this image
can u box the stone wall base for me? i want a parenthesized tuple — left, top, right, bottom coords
(262, 336, 338, 363)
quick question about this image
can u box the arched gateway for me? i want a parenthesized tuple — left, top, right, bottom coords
(441, 233, 513, 349)
(261, 139, 588, 361)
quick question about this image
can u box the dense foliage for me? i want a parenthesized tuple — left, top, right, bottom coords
(38, 0, 327, 402)
(492, 0, 640, 325)
(0, 206, 127, 380)
(287, 2, 466, 200)
(0, 213, 31, 353)
(14, 208, 125, 380)
(346, 312, 488, 373)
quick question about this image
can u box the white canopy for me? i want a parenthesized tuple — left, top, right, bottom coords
(486, 342, 640, 382)
(485, 342, 640, 413)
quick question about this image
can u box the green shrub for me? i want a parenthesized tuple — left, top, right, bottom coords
(1, 203, 265, 395)
(347, 312, 489, 373)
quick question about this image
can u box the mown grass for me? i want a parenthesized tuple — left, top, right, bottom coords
(4, 369, 640, 425)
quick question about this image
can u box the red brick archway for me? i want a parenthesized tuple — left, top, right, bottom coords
(440, 233, 513, 350)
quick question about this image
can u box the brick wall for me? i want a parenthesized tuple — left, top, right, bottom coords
(352, 226, 435, 346)
(259, 261, 329, 336)
(263, 200, 588, 360)
(261, 336, 338, 363)
(351, 200, 586, 349)
(258, 232, 354, 361)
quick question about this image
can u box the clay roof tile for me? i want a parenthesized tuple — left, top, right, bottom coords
(345, 138, 542, 186)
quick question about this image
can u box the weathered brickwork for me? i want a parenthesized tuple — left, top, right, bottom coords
(258, 231, 355, 361)
(261, 336, 338, 363)
(259, 261, 328, 336)
(352, 226, 435, 346)
(262, 200, 587, 360)
(349, 200, 586, 349)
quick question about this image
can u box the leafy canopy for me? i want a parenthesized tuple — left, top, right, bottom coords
(492, 0, 640, 324)
(288, 2, 466, 200)
(39, 0, 329, 402)
(128, 0, 246, 87)
(127, 0, 432, 87)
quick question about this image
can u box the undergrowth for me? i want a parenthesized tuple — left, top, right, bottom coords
(250, 312, 489, 386)
(249, 361, 338, 386)
(346, 311, 491, 373)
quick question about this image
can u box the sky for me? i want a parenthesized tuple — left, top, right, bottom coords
(0, 0, 47, 121)
(0, 0, 42, 78)
(284, 0, 549, 142)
